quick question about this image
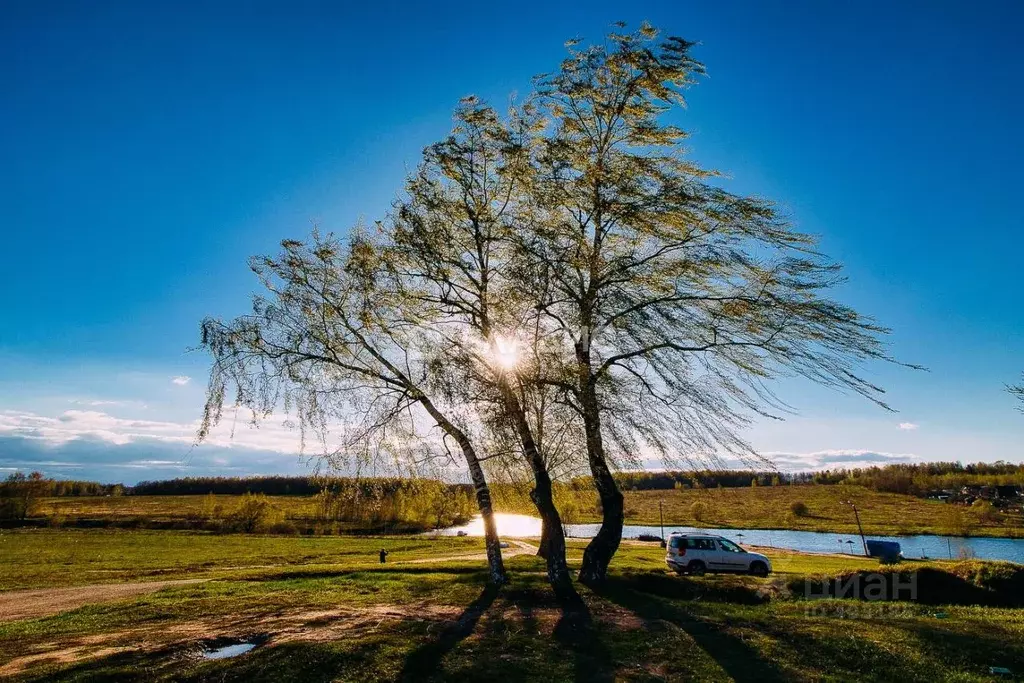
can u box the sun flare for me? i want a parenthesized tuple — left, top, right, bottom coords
(490, 335, 520, 371)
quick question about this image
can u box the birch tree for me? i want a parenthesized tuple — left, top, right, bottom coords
(523, 24, 914, 586)
(385, 98, 575, 594)
(198, 231, 508, 585)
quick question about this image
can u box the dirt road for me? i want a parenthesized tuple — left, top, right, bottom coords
(398, 539, 538, 564)
(0, 540, 540, 623)
(0, 580, 207, 623)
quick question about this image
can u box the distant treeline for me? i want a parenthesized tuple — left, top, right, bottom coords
(605, 462, 1024, 496)
(0, 475, 123, 498)
(834, 462, 1024, 496)
(609, 470, 798, 490)
(133, 476, 335, 496)
(9, 462, 1024, 501)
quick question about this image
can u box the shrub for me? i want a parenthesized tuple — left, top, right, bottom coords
(790, 501, 809, 517)
(226, 493, 281, 533)
(939, 505, 973, 536)
(201, 493, 222, 521)
(266, 520, 298, 535)
(957, 546, 977, 560)
(635, 533, 663, 543)
(0, 472, 47, 520)
(691, 501, 709, 522)
(970, 499, 999, 523)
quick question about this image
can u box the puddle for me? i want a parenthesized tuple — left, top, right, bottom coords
(201, 636, 267, 660)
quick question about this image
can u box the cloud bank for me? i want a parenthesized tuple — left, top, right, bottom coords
(0, 407, 305, 452)
(0, 407, 320, 483)
(0, 434, 316, 483)
(0, 408, 934, 484)
(761, 449, 919, 471)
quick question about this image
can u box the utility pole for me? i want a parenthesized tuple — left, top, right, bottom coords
(844, 500, 869, 556)
(659, 500, 666, 547)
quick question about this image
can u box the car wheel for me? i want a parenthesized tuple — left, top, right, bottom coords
(749, 561, 769, 577)
(687, 560, 706, 576)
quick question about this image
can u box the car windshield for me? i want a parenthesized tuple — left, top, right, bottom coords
(718, 539, 744, 553)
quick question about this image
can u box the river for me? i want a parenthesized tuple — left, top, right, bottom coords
(437, 513, 1024, 564)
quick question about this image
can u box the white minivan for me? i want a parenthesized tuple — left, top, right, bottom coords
(666, 533, 772, 577)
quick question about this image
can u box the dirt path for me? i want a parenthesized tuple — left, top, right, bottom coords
(0, 602, 467, 676)
(0, 540, 540, 624)
(0, 580, 207, 623)
(398, 539, 538, 565)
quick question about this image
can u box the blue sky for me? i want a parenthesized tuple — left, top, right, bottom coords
(1, 1, 1022, 483)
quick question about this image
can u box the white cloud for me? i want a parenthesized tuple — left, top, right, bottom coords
(898, 422, 919, 431)
(171, 376, 192, 386)
(760, 449, 918, 471)
(70, 399, 147, 409)
(0, 407, 306, 453)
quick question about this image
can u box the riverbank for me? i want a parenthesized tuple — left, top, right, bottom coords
(19, 484, 1024, 540)
(436, 513, 1024, 564)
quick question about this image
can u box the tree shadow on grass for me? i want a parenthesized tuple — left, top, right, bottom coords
(20, 636, 407, 683)
(601, 576, 789, 683)
(19, 644, 183, 683)
(878, 620, 1024, 678)
(552, 589, 616, 683)
(397, 583, 501, 682)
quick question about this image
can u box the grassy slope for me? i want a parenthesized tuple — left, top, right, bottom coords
(1, 530, 1022, 682)
(609, 484, 1024, 537)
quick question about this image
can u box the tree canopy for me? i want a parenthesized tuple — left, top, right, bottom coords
(509, 23, 914, 583)
(197, 22, 910, 594)
(199, 230, 509, 584)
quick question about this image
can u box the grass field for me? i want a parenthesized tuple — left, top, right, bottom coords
(601, 484, 1024, 537)
(30, 484, 1024, 538)
(0, 529, 486, 591)
(32, 494, 428, 534)
(1, 529, 1023, 681)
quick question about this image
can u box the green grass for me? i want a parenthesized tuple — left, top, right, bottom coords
(1, 530, 1022, 682)
(0, 528, 484, 590)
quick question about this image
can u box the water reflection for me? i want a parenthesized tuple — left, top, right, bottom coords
(203, 642, 258, 660)
(448, 513, 544, 537)
(438, 515, 1024, 564)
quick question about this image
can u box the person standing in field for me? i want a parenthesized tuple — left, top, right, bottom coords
(379, 549, 388, 564)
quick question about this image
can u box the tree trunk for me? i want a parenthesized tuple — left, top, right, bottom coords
(468, 460, 507, 586)
(576, 380, 624, 588)
(537, 517, 550, 558)
(501, 385, 573, 596)
(418, 397, 506, 585)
